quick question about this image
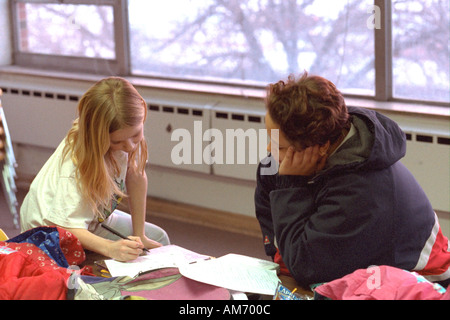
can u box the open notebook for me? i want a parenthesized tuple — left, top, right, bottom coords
(104, 244, 280, 295)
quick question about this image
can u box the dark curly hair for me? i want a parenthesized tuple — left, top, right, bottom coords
(265, 72, 350, 148)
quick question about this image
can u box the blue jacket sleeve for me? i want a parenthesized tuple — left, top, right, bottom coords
(254, 160, 277, 258)
(254, 157, 312, 259)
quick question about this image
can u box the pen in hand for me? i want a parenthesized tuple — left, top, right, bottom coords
(101, 223, 149, 252)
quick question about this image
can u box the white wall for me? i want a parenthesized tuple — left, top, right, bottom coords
(1, 72, 449, 240)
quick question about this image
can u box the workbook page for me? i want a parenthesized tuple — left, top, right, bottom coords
(178, 255, 280, 295)
(105, 244, 210, 278)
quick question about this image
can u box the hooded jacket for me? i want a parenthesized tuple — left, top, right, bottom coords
(255, 106, 450, 287)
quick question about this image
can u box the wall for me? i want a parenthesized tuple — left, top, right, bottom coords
(0, 70, 449, 238)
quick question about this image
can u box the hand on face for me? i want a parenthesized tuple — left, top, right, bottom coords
(278, 145, 327, 176)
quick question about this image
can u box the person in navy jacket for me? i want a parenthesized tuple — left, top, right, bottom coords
(255, 72, 450, 287)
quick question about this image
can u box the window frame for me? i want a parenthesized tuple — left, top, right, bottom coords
(375, 0, 449, 107)
(10, 0, 130, 75)
(8, 0, 449, 108)
(374, 0, 393, 102)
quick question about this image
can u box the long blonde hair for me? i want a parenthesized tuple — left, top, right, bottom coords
(63, 77, 148, 218)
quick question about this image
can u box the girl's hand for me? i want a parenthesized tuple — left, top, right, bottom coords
(107, 236, 144, 261)
(140, 235, 163, 250)
(279, 145, 327, 176)
(126, 159, 147, 192)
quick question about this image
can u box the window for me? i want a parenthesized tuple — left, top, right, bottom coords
(17, 2, 115, 59)
(11, 0, 128, 75)
(8, 0, 450, 105)
(128, 0, 375, 96)
(392, 0, 449, 103)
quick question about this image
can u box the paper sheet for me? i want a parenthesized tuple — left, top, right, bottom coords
(105, 246, 280, 295)
(178, 256, 280, 295)
(213, 253, 280, 272)
(105, 244, 210, 278)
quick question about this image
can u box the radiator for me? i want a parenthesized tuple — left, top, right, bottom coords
(0, 86, 79, 148)
(145, 99, 212, 174)
(402, 131, 450, 212)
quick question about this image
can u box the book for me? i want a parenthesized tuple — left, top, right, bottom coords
(104, 245, 281, 295)
(104, 244, 210, 278)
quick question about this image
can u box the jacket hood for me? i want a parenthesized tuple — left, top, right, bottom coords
(327, 106, 406, 171)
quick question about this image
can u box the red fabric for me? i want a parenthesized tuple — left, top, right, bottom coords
(5, 226, 85, 267)
(415, 226, 450, 278)
(0, 245, 70, 300)
(0, 226, 87, 300)
(56, 227, 86, 266)
(274, 248, 291, 276)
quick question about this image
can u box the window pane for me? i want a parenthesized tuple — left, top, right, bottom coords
(392, 0, 450, 103)
(128, 0, 374, 95)
(16, 3, 115, 59)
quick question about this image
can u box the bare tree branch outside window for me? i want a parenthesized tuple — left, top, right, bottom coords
(15, 0, 449, 103)
(18, 3, 115, 59)
(129, 0, 375, 96)
(392, 0, 449, 102)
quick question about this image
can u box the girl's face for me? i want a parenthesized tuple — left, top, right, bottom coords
(109, 124, 144, 154)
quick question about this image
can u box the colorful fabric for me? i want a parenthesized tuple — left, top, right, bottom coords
(1, 227, 229, 300)
(411, 219, 450, 283)
(76, 268, 230, 300)
(315, 265, 450, 300)
(0, 226, 86, 300)
(0, 245, 70, 300)
(6, 226, 85, 267)
(100, 178, 125, 223)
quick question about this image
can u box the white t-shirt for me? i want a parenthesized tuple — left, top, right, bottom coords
(20, 139, 128, 233)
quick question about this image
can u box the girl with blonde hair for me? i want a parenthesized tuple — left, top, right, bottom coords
(20, 77, 169, 261)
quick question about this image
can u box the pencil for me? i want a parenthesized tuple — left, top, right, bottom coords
(101, 223, 149, 252)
